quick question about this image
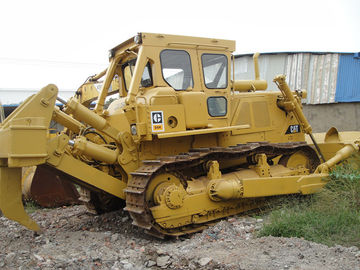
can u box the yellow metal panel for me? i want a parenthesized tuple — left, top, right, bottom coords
(178, 92, 208, 129)
(149, 104, 186, 133)
(234, 102, 251, 126)
(253, 101, 271, 128)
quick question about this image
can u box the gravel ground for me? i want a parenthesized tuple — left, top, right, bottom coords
(0, 205, 359, 270)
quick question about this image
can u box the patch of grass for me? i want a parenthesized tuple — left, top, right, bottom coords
(24, 200, 41, 214)
(258, 155, 360, 248)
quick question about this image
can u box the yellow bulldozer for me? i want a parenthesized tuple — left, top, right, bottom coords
(0, 33, 359, 238)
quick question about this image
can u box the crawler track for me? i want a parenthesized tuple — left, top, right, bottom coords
(124, 142, 319, 238)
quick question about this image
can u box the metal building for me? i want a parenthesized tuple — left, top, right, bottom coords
(335, 53, 360, 102)
(234, 52, 360, 132)
(234, 52, 360, 105)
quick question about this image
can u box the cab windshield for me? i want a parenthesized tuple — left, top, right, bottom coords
(122, 58, 153, 91)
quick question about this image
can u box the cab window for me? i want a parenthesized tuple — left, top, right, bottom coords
(160, 49, 194, 90)
(122, 59, 153, 91)
(207, 96, 227, 117)
(201, 54, 228, 89)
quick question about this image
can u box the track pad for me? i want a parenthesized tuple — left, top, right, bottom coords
(0, 167, 40, 231)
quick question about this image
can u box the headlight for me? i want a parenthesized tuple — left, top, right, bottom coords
(134, 33, 142, 44)
(131, 124, 137, 135)
(108, 50, 114, 59)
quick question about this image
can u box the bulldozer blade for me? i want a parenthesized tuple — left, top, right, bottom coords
(22, 165, 80, 207)
(308, 128, 360, 160)
(0, 167, 40, 232)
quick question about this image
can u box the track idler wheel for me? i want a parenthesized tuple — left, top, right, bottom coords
(154, 182, 186, 209)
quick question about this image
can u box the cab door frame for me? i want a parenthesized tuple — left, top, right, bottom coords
(197, 49, 232, 127)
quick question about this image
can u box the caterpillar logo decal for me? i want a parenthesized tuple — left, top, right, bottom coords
(285, 124, 301, 134)
(151, 111, 165, 132)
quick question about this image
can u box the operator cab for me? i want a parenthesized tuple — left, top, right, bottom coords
(103, 33, 235, 133)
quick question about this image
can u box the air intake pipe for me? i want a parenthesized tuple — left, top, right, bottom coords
(232, 53, 268, 92)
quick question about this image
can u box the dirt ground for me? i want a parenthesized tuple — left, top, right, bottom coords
(1, 205, 359, 270)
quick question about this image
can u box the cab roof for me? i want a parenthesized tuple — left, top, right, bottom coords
(110, 32, 236, 54)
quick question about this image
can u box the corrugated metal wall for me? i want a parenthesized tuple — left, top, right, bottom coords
(335, 54, 360, 102)
(234, 52, 342, 104)
(285, 53, 339, 104)
(233, 54, 287, 92)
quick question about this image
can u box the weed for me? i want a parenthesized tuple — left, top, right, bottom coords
(24, 200, 40, 214)
(259, 155, 360, 248)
